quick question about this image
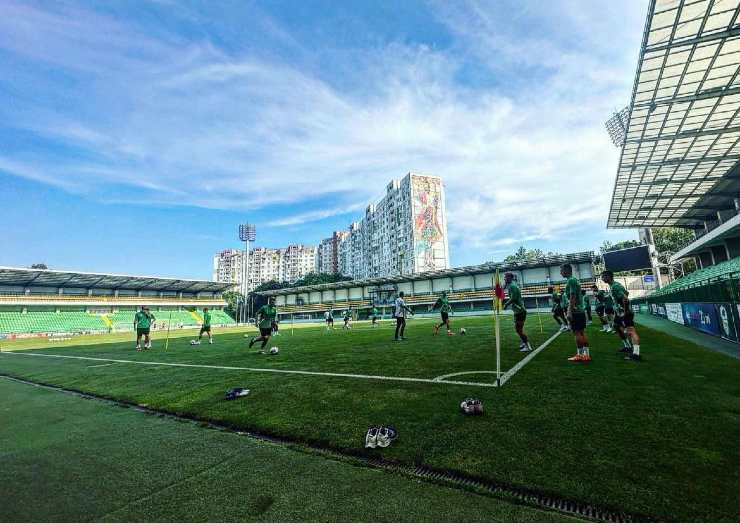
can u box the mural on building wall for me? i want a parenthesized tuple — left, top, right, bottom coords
(411, 176, 446, 271)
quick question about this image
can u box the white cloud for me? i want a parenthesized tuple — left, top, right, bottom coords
(0, 0, 645, 256)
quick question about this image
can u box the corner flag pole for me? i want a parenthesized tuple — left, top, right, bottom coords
(493, 271, 501, 387)
(164, 310, 172, 352)
(291, 312, 294, 336)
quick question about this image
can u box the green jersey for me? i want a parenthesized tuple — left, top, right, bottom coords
(565, 276, 584, 312)
(256, 304, 277, 329)
(551, 291, 562, 310)
(609, 281, 629, 313)
(595, 290, 606, 305)
(134, 311, 154, 329)
(505, 282, 525, 314)
(202, 311, 211, 327)
(583, 293, 591, 308)
(372, 307, 379, 316)
(433, 295, 451, 313)
(344, 310, 352, 320)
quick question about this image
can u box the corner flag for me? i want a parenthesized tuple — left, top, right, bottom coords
(494, 269, 505, 308)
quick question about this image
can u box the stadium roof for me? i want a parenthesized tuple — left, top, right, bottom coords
(0, 267, 231, 293)
(259, 252, 595, 296)
(608, 0, 740, 229)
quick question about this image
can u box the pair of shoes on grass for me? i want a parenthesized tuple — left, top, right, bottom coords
(460, 398, 484, 415)
(365, 426, 398, 448)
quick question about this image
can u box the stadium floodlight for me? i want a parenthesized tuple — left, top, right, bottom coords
(239, 223, 256, 242)
(238, 223, 256, 324)
(605, 106, 629, 148)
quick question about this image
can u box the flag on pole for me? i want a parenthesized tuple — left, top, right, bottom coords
(494, 269, 505, 308)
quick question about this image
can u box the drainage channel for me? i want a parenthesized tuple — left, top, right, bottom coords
(1, 374, 671, 523)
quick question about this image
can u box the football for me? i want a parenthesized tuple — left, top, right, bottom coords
(459, 328, 466, 335)
(270, 347, 279, 354)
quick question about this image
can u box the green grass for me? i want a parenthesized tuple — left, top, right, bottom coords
(2, 315, 740, 522)
(0, 378, 570, 522)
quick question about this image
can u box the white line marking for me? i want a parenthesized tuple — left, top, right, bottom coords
(87, 363, 116, 368)
(433, 370, 499, 382)
(1, 352, 497, 388)
(496, 330, 562, 387)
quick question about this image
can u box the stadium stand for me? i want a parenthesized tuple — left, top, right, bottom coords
(0, 267, 232, 336)
(259, 253, 596, 320)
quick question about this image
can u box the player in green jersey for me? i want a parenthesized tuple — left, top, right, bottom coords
(134, 306, 155, 351)
(371, 306, 380, 327)
(549, 286, 569, 331)
(602, 270, 641, 361)
(324, 309, 334, 330)
(561, 264, 591, 362)
(343, 308, 353, 330)
(592, 284, 610, 331)
(249, 297, 277, 353)
(192, 307, 213, 345)
(582, 289, 592, 324)
(432, 291, 453, 336)
(503, 273, 532, 352)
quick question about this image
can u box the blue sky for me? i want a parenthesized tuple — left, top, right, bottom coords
(1, 0, 646, 280)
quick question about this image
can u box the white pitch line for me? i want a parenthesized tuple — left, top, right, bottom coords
(0, 352, 497, 388)
(432, 330, 563, 386)
(87, 363, 117, 368)
(433, 370, 499, 382)
(496, 330, 562, 387)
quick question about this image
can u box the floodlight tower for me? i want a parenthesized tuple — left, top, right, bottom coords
(239, 223, 256, 324)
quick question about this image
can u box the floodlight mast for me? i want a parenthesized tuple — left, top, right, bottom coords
(238, 224, 256, 324)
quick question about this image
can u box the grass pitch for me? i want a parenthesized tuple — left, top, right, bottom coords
(2, 315, 740, 522)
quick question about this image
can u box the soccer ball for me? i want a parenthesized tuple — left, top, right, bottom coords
(459, 328, 466, 335)
(270, 347, 279, 355)
(190, 340, 199, 345)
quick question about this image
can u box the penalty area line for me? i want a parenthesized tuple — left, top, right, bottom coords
(0, 351, 498, 388)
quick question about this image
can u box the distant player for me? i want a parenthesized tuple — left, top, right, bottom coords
(343, 308, 352, 329)
(192, 307, 213, 345)
(503, 273, 531, 352)
(271, 318, 280, 336)
(549, 286, 569, 331)
(592, 284, 609, 331)
(603, 286, 616, 333)
(393, 291, 414, 341)
(249, 297, 277, 353)
(134, 306, 155, 351)
(324, 309, 334, 330)
(432, 291, 453, 336)
(602, 270, 642, 361)
(583, 289, 592, 325)
(561, 264, 590, 362)
(371, 306, 380, 327)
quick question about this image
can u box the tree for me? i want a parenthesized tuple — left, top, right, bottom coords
(291, 272, 352, 287)
(503, 246, 559, 264)
(221, 290, 244, 316)
(30, 263, 48, 270)
(599, 240, 641, 253)
(652, 227, 697, 277)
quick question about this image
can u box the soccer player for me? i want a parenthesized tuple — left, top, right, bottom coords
(249, 297, 277, 353)
(592, 284, 609, 332)
(192, 307, 213, 345)
(503, 273, 532, 352)
(393, 291, 414, 341)
(602, 270, 641, 361)
(271, 318, 280, 336)
(371, 306, 380, 327)
(343, 308, 352, 330)
(583, 289, 592, 325)
(561, 264, 590, 362)
(603, 286, 616, 333)
(549, 286, 569, 331)
(432, 291, 453, 336)
(324, 309, 334, 330)
(134, 306, 155, 351)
